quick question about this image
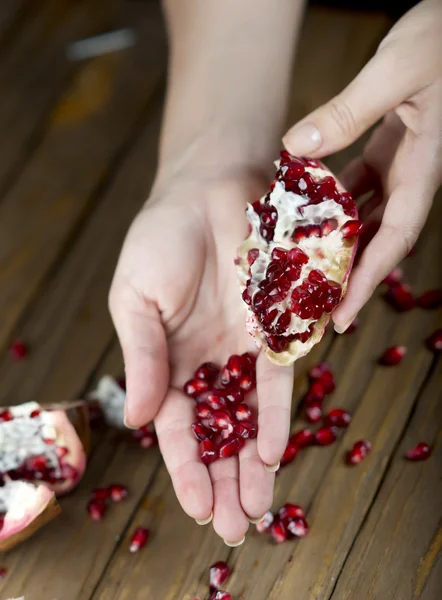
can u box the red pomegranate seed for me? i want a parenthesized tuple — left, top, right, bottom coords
(0, 409, 13, 422)
(426, 329, 442, 352)
(183, 378, 209, 398)
(234, 403, 252, 422)
(307, 380, 325, 402)
(417, 289, 442, 309)
(10, 339, 28, 360)
(0, 567, 7, 578)
(220, 366, 231, 386)
(239, 372, 256, 391)
(405, 442, 432, 461)
(256, 510, 274, 533)
(315, 427, 337, 446)
(384, 283, 415, 311)
(194, 362, 219, 382)
(29, 409, 41, 418)
(287, 516, 309, 538)
(196, 402, 213, 421)
(290, 429, 315, 448)
(271, 247, 288, 262)
(247, 248, 260, 265)
(109, 484, 128, 503)
(270, 518, 288, 543)
(201, 391, 227, 411)
(347, 440, 372, 465)
(343, 317, 358, 334)
(309, 362, 331, 380)
(305, 401, 323, 423)
(219, 434, 244, 458)
(280, 441, 299, 467)
(209, 561, 230, 590)
(87, 498, 107, 521)
(26, 455, 47, 472)
(287, 247, 309, 265)
(210, 592, 232, 600)
(325, 408, 352, 428)
(319, 371, 335, 394)
(233, 421, 257, 439)
(200, 440, 218, 464)
(382, 267, 403, 287)
(340, 220, 365, 238)
(241, 352, 256, 369)
(226, 355, 243, 378)
(266, 334, 289, 353)
(0, 515, 5, 531)
(223, 387, 244, 404)
(129, 527, 150, 552)
(91, 487, 111, 501)
(55, 446, 69, 458)
(192, 422, 213, 441)
(379, 345, 407, 366)
(209, 410, 233, 432)
(278, 503, 305, 520)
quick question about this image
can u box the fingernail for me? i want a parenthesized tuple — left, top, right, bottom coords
(195, 512, 213, 526)
(283, 122, 322, 156)
(264, 461, 280, 473)
(123, 403, 137, 430)
(334, 321, 353, 334)
(224, 536, 246, 547)
(247, 514, 265, 525)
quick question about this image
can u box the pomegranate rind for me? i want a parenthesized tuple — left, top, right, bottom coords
(0, 481, 61, 552)
(236, 158, 358, 366)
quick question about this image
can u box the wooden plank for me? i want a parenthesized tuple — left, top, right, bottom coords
(330, 361, 442, 600)
(0, 0, 167, 355)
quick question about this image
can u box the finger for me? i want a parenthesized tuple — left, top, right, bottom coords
(155, 388, 213, 522)
(210, 455, 249, 545)
(256, 352, 294, 469)
(109, 279, 169, 428)
(283, 46, 417, 158)
(239, 438, 274, 522)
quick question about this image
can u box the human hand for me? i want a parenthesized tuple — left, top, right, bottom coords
(109, 171, 294, 544)
(283, 0, 442, 332)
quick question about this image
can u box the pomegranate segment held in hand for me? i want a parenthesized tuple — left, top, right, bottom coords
(236, 152, 361, 365)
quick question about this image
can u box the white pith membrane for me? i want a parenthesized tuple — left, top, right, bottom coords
(0, 401, 86, 494)
(237, 158, 358, 366)
(0, 479, 54, 540)
(88, 375, 126, 428)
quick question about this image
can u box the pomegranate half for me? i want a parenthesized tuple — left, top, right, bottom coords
(236, 152, 361, 365)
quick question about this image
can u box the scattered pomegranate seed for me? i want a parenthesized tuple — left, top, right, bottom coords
(129, 527, 150, 552)
(278, 503, 305, 520)
(309, 362, 331, 380)
(9, 339, 28, 360)
(200, 440, 218, 465)
(0, 567, 7, 578)
(280, 440, 299, 467)
(305, 402, 323, 423)
(270, 519, 288, 543)
(87, 498, 107, 521)
(382, 267, 403, 287)
(307, 381, 325, 402)
(210, 592, 232, 600)
(347, 440, 372, 465)
(315, 427, 337, 446)
(384, 283, 415, 311)
(379, 345, 407, 366)
(209, 561, 230, 590)
(290, 429, 315, 448)
(287, 516, 309, 538)
(109, 484, 128, 502)
(405, 442, 432, 461)
(417, 289, 442, 309)
(91, 488, 111, 501)
(426, 329, 442, 352)
(325, 408, 352, 428)
(319, 370, 335, 394)
(194, 362, 219, 382)
(256, 511, 274, 533)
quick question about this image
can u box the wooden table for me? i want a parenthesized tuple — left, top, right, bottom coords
(0, 2, 440, 598)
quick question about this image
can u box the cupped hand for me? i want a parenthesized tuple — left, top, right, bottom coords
(283, 0, 442, 332)
(109, 172, 294, 544)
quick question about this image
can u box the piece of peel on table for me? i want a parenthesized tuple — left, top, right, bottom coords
(236, 152, 362, 366)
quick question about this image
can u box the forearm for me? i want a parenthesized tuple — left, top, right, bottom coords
(158, 0, 305, 181)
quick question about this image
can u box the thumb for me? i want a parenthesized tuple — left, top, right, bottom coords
(283, 44, 415, 158)
(109, 281, 169, 428)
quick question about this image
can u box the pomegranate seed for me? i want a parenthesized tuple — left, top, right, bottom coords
(325, 408, 352, 428)
(109, 484, 128, 503)
(26, 455, 47, 472)
(278, 503, 305, 520)
(405, 442, 432, 461)
(347, 440, 372, 465)
(321, 218, 338, 236)
(384, 283, 415, 311)
(209, 561, 230, 590)
(0, 514, 5, 531)
(290, 429, 315, 448)
(194, 362, 219, 382)
(87, 498, 107, 521)
(192, 422, 213, 441)
(209, 410, 234, 432)
(417, 289, 442, 309)
(280, 441, 299, 467)
(426, 329, 442, 352)
(234, 403, 252, 422)
(183, 378, 209, 398)
(233, 421, 257, 439)
(0, 567, 7, 578)
(287, 247, 309, 265)
(270, 518, 288, 543)
(226, 355, 243, 378)
(241, 352, 256, 368)
(256, 510, 274, 533)
(379, 345, 407, 366)
(30, 409, 41, 418)
(129, 527, 150, 552)
(305, 402, 323, 423)
(306, 380, 325, 402)
(91, 487, 111, 501)
(202, 390, 227, 411)
(382, 267, 403, 287)
(309, 362, 331, 380)
(196, 402, 213, 421)
(315, 427, 337, 446)
(210, 592, 232, 600)
(219, 434, 245, 459)
(247, 248, 260, 265)
(287, 516, 309, 538)
(55, 446, 69, 458)
(0, 409, 13, 422)
(220, 366, 231, 386)
(319, 371, 335, 394)
(239, 372, 256, 391)
(223, 387, 244, 404)
(200, 440, 218, 464)
(266, 334, 289, 353)
(340, 220, 365, 238)
(343, 317, 358, 334)
(271, 247, 288, 262)
(139, 431, 158, 448)
(10, 339, 28, 360)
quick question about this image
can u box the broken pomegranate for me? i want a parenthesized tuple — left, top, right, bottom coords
(129, 526, 150, 552)
(426, 329, 442, 352)
(417, 289, 442, 309)
(0, 479, 61, 551)
(405, 442, 432, 462)
(379, 345, 407, 366)
(347, 440, 372, 465)
(236, 152, 361, 365)
(209, 561, 230, 590)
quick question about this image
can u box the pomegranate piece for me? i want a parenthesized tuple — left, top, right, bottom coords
(219, 435, 245, 459)
(270, 518, 288, 543)
(194, 362, 219, 382)
(256, 510, 274, 533)
(382, 267, 403, 287)
(278, 503, 305, 520)
(384, 283, 415, 311)
(290, 428, 315, 448)
(200, 440, 218, 465)
(315, 427, 337, 446)
(347, 440, 372, 465)
(340, 220, 365, 238)
(426, 329, 442, 352)
(0, 409, 13, 422)
(192, 422, 213, 441)
(210, 592, 232, 600)
(91, 488, 111, 501)
(417, 289, 442, 309)
(108, 484, 128, 503)
(325, 408, 352, 428)
(129, 526, 150, 552)
(280, 440, 299, 467)
(9, 339, 28, 360)
(209, 561, 231, 590)
(287, 516, 309, 538)
(379, 345, 407, 366)
(87, 498, 107, 521)
(405, 442, 432, 461)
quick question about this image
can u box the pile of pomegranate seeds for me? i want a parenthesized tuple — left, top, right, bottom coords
(129, 526, 150, 552)
(183, 354, 257, 465)
(9, 339, 28, 360)
(379, 345, 407, 366)
(405, 442, 432, 462)
(426, 329, 442, 352)
(86, 483, 128, 521)
(347, 440, 372, 465)
(256, 503, 309, 544)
